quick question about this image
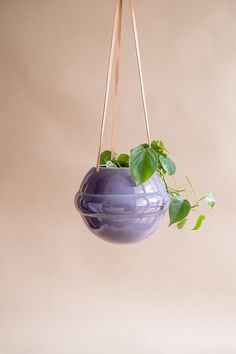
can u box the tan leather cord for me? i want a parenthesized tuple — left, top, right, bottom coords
(111, 0, 123, 160)
(96, 0, 121, 171)
(129, 0, 151, 144)
(96, 0, 151, 171)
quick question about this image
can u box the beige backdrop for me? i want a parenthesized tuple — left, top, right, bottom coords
(0, 0, 236, 353)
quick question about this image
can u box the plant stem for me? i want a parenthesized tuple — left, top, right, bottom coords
(185, 175, 199, 207)
(173, 177, 179, 194)
(168, 187, 186, 193)
(191, 195, 206, 208)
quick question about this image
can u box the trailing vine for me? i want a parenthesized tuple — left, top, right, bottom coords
(100, 140, 215, 230)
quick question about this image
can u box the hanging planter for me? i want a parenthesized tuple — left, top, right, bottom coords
(75, 0, 215, 243)
(75, 167, 169, 244)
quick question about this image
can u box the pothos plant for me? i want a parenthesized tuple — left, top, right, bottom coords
(100, 140, 215, 230)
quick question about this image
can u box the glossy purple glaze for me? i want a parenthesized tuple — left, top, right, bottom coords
(75, 167, 170, 244)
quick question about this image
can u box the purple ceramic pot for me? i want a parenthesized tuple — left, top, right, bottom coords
(75, 167, 170, 244)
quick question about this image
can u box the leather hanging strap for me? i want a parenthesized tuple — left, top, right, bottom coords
(96, 0, 121, 171)
(129, 0, 151, 145)
(111, 0, 123, 160)
(96, 0, 151, 171)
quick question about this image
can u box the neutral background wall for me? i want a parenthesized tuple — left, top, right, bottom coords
(0, 0, 236, 353)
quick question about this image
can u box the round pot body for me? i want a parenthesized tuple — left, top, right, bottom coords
(75, 167, 170, 244)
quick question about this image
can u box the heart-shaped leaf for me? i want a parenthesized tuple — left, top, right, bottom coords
(205, 192, 215, 208)
(130, 146, 158, 185)
(159, 155, 176, 175)
(117, 153, 129, 167)
(169, 196, 191, 226)
(192, 214, 205, 230)
(100, 150, 111, 165)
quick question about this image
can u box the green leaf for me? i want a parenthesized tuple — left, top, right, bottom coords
(192, 214, 205, 230)
(169, 196, 191, 226)
(130, 146, 158, 185)
(131, 143, 149, 153)
(159, 155, 176, 175)
(141, 143, 149, 149)
(205, 192, 215, 208)
(100, 150, 111, 165)
(151, 140, 170, 154)
(106, 161, 117, 168)
(176, 218, 188, 229)
(117, 153, 129, 167)
(151, 140, 164, 152)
